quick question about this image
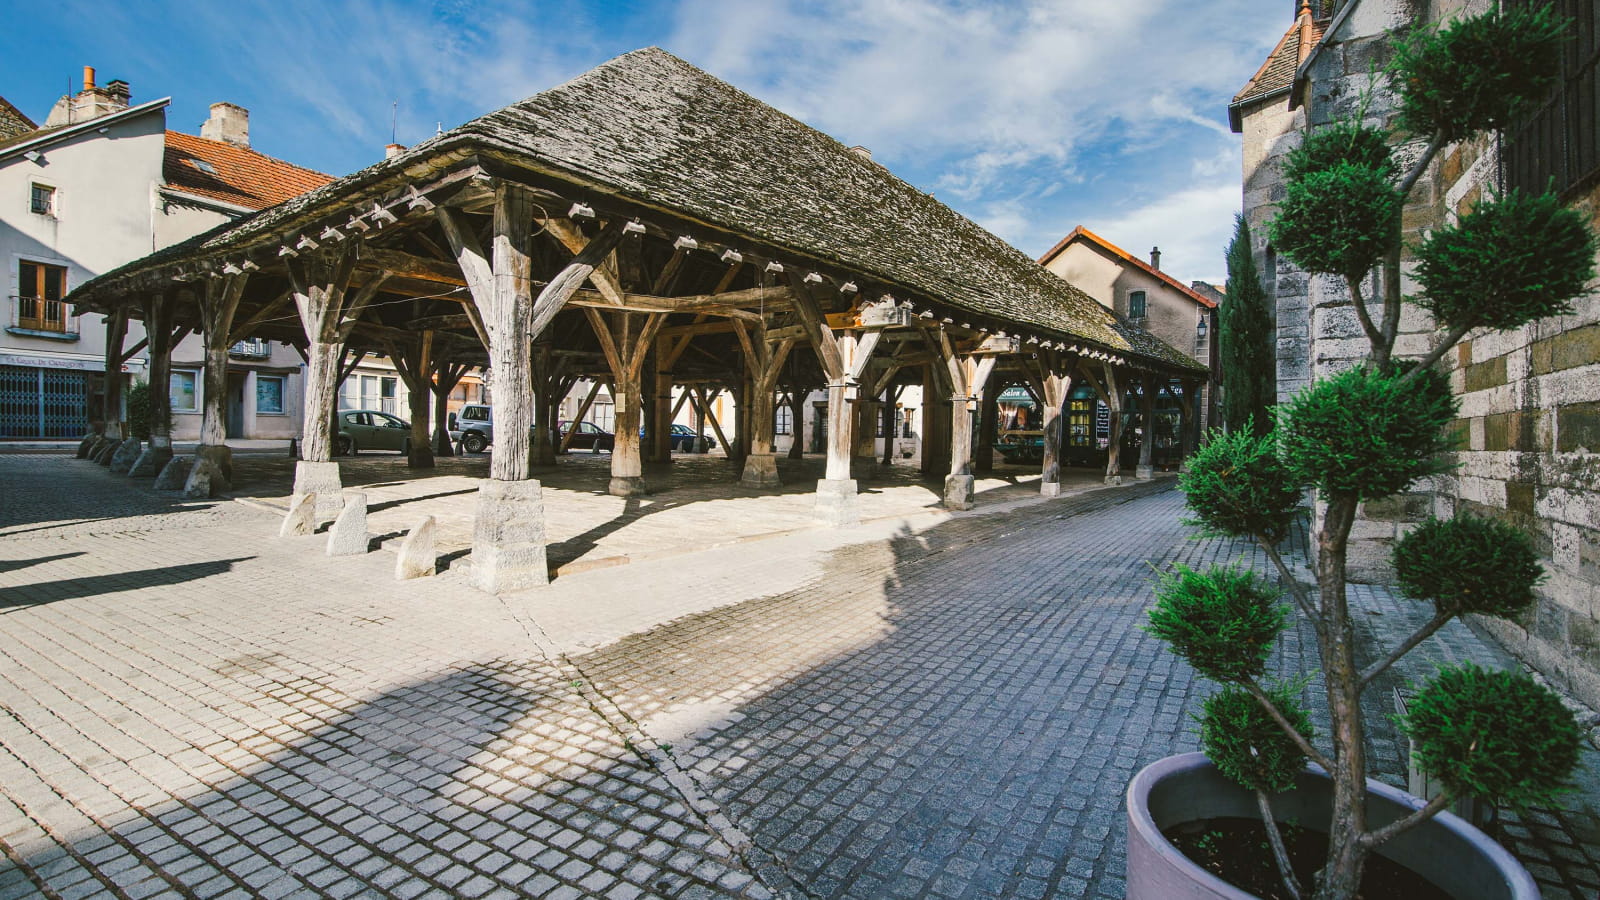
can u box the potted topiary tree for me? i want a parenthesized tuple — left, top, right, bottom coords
(1127, 6, 1595, 900)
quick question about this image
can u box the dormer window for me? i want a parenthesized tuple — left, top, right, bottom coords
(1128, 290, 1147, 320)
(29, 183, 55, 216)
(192, 159, 217, 175)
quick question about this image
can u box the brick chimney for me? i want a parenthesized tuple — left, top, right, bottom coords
(1149, 247, 1162, 270)
(43, 66, 132, 127)
(385, 143, 406, 159)
(201, 102, 250, 148)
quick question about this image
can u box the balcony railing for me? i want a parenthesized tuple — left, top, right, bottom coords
(230, 338, 271, 359)
(8, 295, 78, 339)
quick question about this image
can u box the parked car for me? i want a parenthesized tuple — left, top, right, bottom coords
(334, 409, 411, 455)
(558, 420, 615, 452)
(448, 403, 552, 454)
(669, 423, 708, 452)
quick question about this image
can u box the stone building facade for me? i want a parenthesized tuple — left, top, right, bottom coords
(1233, 0, 1600, 706)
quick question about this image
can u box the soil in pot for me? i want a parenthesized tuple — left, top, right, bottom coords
(1164, 817, 1452, 900)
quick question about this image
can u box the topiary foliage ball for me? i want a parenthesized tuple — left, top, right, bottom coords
(1402, 663, 1583, 809)
(1283, 122, 1397, 183)
(1201, 685, 1314, 794)
(1147, 565, 1287, 684)
(1180, 429, 1303, 542)
(1269, 162, 1400, 282)
(1391, 5, 1567, 143)
(1394, 515, 1545, 618)
(1278, 364, 1458, 500)
(1414, 189, 1598, 332)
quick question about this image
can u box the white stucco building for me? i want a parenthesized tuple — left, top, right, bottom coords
(0, 68, 330, 439)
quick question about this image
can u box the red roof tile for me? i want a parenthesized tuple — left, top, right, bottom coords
(163, 131, 332, 211)
(1037, 226, 1218, 309)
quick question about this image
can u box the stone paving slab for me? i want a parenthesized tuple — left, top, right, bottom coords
(1, 455, 1597, 899)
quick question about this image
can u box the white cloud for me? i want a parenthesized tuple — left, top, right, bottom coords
(1096, 181, 1243, 286)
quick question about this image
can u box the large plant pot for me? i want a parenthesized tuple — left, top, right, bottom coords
(1126, 752, 1537, 900)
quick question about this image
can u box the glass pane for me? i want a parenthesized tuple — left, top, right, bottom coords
(170, 372, 197, 411)
(256, 377, 284, 414)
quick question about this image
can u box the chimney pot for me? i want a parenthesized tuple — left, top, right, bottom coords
(83, 66, 95, 91)
(385, 143, 406, 159)
(201, 102, 250, 149)
(1150, 247, 1162, 270)
(849, 145, 872, 159)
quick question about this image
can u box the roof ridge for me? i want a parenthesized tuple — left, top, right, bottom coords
(1039, 225, 1217, 309)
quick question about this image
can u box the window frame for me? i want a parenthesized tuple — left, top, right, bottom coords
(1128, 290, 1148, 320)
(255, 374, 286, 415)
(29, 183, 55, 217)
(170, 370, 200, 412)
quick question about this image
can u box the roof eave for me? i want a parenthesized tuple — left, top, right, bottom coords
(0, 97, 171, 162)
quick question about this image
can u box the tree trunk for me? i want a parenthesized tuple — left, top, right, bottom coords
(1312, 494, 1370, 900)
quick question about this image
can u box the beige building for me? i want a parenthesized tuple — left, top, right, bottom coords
(1038, 226, 1219, 429)
(1233, 0, 1600, 705)
(0, 69, 329, 440)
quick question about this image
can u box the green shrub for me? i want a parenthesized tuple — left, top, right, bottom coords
(1394, 516, 1544, 617)
(127, 381, 152, 441)
(1283, 122, 1396, 183)
(1180, 430, 1302, 542)
(1402, 663, 1582, 809)
(1414, 190, 1597, 332)
(1269, 162, 1399, 282)
(1148, 565, 1287, 683)
(1201, 684, 1313, 794)
(1390, 5, 1567, 142)
(1277, 365, 1458, 500)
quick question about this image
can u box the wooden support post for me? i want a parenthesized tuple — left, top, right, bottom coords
(788, 274, 862, 524)
(1137, 373, 1157, 479)
(185, 274, 248, 497)
(1038, 354, 1075, 498)
(129, 291, 181, 477)
(944, 354, 997, 510)
(100, 304, 129, 443)
(585, 307, 666, 496)
(430, 361, 468, 457)
(1102, 364, 1125, 484)
(385, 330, 436, 469)
(784, 384, 807, 460)
(1178, 378, 1200, 465)
(881, 384, 904, 467)
(733, 320, 795, 488)
(650, 338, 674, 464)
(975, 377, 1000, 474)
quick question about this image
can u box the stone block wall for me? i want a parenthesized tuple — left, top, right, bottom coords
(1239, 0, 1600, 706)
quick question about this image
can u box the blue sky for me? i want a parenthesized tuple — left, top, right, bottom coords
(0, 0, 1294, 285)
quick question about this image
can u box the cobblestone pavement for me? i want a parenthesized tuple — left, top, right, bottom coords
(1, 455, 1597, 898)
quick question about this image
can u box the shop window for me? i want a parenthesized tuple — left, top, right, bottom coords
(256, 375, 285, 414)
(171, 371, 198, 411)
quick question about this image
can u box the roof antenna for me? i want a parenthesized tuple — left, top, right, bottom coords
(390, 100, 398, 144)
(436, 121, 443, 136)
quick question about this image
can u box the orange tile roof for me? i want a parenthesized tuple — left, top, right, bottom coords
(1232, 7, 1326, 115)
(163, 130, 332, 211)
(1037, 226, 1218, 309)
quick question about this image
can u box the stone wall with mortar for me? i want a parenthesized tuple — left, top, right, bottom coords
(1239, 0, 1600, 706)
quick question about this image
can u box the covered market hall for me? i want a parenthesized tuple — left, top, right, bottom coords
(65, 48, 1208, 592)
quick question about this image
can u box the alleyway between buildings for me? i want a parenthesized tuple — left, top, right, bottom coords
(1, 454, 1597, 899)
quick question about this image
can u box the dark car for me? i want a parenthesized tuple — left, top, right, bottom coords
(637, 423, 708, 452)
(334, 409, 411, 455)
(558, 420, 615, 452)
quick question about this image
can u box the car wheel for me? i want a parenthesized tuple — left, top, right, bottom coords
(337, 435, 354, 456)
(463, 432, 488, 454)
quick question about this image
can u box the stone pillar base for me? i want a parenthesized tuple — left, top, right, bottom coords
(943, 474, 976, 510)
(1136, 465, 1155, 480)
(185, 445, 234, 498)
(608, 476, 650, 498)
(109, 438, 143, 474)
(93, 440, 118, 466)
(815, 478, 860, 526)
(326, 492, 369, 556)
(1040, 480, 1062, 498)
(153, 456, 192, 491)
(1105, 474, 1123, 486)
(740, 453, 781, 489)
(472, 479, 549, 593)
(75, 433, 97, 459)
(128, 446, 173, 478)
(293, 460, 345, 520)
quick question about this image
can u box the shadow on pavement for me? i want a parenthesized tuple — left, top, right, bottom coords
(0, 558, 255, 610)
(0, 552, 85, 574)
